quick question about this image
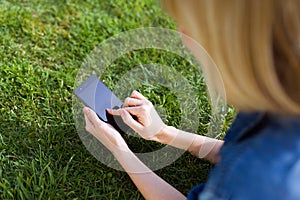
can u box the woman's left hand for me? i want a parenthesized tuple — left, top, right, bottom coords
(83, 107, 130, 154)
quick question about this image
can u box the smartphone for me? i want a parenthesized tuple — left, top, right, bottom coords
(74, 75, 130, 134)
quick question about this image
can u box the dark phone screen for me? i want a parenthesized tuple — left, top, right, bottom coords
(74, 75, 123, 122)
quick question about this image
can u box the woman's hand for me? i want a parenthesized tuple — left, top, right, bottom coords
(84, 107, 185, 200)
(83, 107, 130, 154)
(107, 90, 166, 140)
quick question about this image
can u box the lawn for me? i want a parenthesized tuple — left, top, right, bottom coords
(0, 0, 233, 199)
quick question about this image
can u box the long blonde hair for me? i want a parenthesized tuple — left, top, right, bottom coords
(161, 0, 300, 115)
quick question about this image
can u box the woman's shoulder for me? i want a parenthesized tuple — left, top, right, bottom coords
(232, 127, 300, 199)
(200, 112, 300, 200)
(241, 113, 300, 199)
(238, 112, 300, 161)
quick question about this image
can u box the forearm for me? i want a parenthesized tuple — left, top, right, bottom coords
(114, 150, 186, 200)
(154, 126, 224, 163)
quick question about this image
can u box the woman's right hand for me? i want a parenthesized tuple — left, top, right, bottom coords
(107, 90, 166, 141)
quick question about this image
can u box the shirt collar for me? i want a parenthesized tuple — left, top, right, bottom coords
(224, 112, 266, 143)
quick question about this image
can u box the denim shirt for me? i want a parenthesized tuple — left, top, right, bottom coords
(188, 112, 300, 200)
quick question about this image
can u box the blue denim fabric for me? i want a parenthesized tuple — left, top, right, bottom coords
(188, 112, 300, 200)
(187, 183, 205, 200)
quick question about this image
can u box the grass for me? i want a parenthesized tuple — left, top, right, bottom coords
(0, 0, 234, 199)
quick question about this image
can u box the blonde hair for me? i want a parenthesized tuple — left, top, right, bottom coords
(161, 0, 300, 115)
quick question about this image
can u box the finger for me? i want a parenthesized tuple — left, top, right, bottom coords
(130, 90, 148, 101)
(83, 107, 101, 127)
(120, 109, 143, 132)
(84, 107, 113, 136)
(84, 109, 94, 131)
(108, 107, 142, 118)
(106, 108, 122, 116)
(123, 106, 144, 116)
(123, 97, 143, 108)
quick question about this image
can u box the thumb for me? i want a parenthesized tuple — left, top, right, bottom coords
(83, 107, 101, 126)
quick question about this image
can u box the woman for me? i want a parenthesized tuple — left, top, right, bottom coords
(83, 0, 300, 199)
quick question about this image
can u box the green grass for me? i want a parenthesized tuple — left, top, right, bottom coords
(0, 0, 234, 199)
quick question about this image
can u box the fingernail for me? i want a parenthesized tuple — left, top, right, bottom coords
(84, 107, 90, 114)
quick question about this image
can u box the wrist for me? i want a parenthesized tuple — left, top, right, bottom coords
(152, 126, 177, 144)
(113, 150, 152, 174)
(111, 146, 132, 157)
